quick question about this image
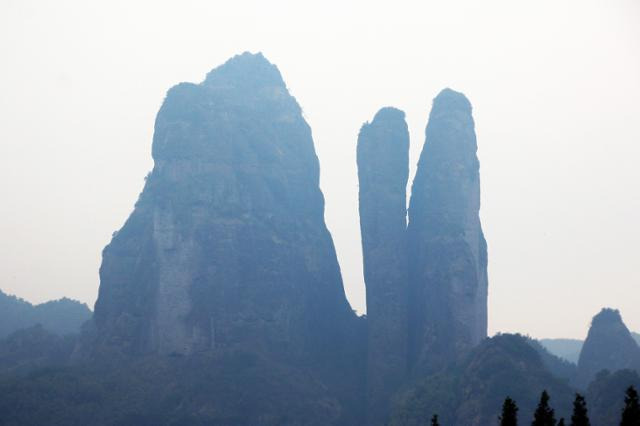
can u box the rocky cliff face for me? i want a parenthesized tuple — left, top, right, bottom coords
(407, 88, 488, 372)
(92, 52, 356, 361)
(576, 308, 640, 388)
(357, 107, 410, 424)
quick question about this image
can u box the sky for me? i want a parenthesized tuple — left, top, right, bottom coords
(0, 0, 638, 340)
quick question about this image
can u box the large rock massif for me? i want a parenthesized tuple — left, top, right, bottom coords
(5, 52, 640, 426)
(3, 54, 494, 425)
(576, 308, 640, 388)
(357, 107, 410, 424)
(92, 53, 357, 361)
(407, 89, 488, 372)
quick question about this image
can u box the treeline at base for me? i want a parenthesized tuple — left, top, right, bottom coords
(426, 386, 640, 426)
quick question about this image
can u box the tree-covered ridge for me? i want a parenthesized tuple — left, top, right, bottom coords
(0, 288, 91, 338)
(390, 334, 574, 425)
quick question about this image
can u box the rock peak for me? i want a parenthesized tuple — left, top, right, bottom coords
(357, 106, 409, 425)
(94, 53, 355, 360)
(204, 51, 285, 90)
(576, 307, 640, 388)
(433, 87, 472, 112)
(372, 106, 406, 122)
(407, 88, 486, 372)
(591, 307, 623, 326)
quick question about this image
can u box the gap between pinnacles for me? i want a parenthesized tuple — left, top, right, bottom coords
(358, 89, 488, 425)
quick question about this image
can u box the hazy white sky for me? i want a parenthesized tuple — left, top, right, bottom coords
(1, 0, 638, 339)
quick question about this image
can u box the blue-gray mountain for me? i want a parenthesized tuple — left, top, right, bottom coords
(91, 52, 357, 361)
(82, 52, 366, 424)
(407, 89, 488, 373)
(540, 333, 640, 365)
(5, 53, 637, 426)
(357, 107, 410, 425)
(357, 90, 488, 423)
(540, 338, 584, 364)
(576, 308, 640, 389)
(0, 288, 90, 338)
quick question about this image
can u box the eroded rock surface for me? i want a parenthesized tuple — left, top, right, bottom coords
(357, 107, 410, 424)
(407, 88, 488, 372)
(92, 52, 356, 361)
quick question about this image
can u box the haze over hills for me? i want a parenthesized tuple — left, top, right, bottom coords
(0, 53, 638, 426)
(541, 332, 640, 365)
(539, 338, 584, 364)
(0, 288, 90, 338)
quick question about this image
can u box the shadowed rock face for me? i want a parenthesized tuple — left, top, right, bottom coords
(357, 107, 409, 424)
(407, 88, 488, 372)
(576, 308, 640, 388)
(92, 52, 355, 359)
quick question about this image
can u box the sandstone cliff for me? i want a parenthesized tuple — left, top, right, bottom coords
(407, 88, 488, 372)
(92, 52, 357, 362)
(357, 107, 410, 424)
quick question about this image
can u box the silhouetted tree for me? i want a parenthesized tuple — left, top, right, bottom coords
(558, 419, 565, 426)
(500, 397, 518, 426)
(621, 386, 640, 426)
(570, 393, 590, 426)
(532, 390, 556, 426)
(431, 414, 440, 426)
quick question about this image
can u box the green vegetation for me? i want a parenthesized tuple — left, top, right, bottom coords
(570, 393, 590, 426)
(499, 397, 518, 426)
(532, 390, 557, 426)
(0, 289, 90, 338)
(621, 386, 640, 426)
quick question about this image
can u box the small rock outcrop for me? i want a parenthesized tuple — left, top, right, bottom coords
(407, 88, 488, 371)
(576, 308, 640, 388)
(357, 107, 410, 424)
(92, 52, 357, 362)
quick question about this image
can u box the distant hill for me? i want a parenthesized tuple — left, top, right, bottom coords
(539, 338, 583, 364)
(540, 332, 640, 366)
(527, 338, 577, 382)
(0, 289, 91, 338)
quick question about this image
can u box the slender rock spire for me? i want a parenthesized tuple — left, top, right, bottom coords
(407, 88, 488, 371)
(357, 107, 410, 424)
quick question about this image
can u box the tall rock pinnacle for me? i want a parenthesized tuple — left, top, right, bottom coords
(92, 52, 355, 359)
(576, 308, 640, 388)
(407, 88, 488, 371)
(357, 107, 410, 424)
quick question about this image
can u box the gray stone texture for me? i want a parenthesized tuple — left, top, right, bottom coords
(92, 52, 356, 361)
(407, 88, 488, 372)
(357, 107, 410, 424)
